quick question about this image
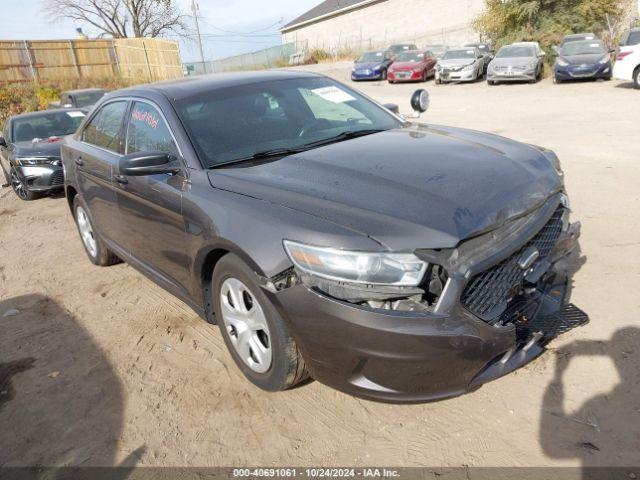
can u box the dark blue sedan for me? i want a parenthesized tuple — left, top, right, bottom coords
(351, 50, 394, 81)
(553, 39, 613, 83)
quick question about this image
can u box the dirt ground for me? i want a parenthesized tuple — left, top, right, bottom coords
(1, 65, 639, 470)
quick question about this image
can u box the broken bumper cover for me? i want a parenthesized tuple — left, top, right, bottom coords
(265, 219, 585, 403)
(15, 165, 64, 192)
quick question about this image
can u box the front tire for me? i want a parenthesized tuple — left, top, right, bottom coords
(213, 254, 308, 391)
(73, 196, 120, 266)
(633, 67, 640, 89)
(10, 167, 38, 201)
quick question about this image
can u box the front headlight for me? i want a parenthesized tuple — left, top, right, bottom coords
(15, 157, 55, 166)
(557, 58, 569, 67)
(283, 240, 428, 286)
(462, 63, 475, 71)
(598, 56, 609, 65)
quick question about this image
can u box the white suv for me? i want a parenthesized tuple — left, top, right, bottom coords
(613, 28, 640, 88)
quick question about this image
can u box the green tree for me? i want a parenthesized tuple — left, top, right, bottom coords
(474, 0, 629, 50)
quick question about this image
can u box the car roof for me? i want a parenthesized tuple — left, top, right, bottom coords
(111, 70, 322, 102)
(63, 88, 107, 95)
(9, 107, 86, 121)
(564, 32, 596, 38)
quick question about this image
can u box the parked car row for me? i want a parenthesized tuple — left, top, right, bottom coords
(352, 29, 640, 89)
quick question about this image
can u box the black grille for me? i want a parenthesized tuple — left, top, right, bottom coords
(49, 170, 64, 186)
(461, 207, 565, 321)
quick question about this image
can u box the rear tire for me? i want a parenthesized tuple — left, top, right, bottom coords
(634, 67, 640, 89)
(381, 69, 387, 81)
(213, 254, 308, 391)
(73, 196, 120, 266)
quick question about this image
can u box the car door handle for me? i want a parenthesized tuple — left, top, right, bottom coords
(114, 174, 128, 185)
(74, 157, 84, 166)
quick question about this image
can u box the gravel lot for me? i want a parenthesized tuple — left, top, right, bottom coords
(1, 64, 639, 469)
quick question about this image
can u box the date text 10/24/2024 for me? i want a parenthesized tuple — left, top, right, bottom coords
(233, 468, 401, 478)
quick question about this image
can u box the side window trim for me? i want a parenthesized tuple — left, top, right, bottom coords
(124, 98, 184, 159)
(80, 99, 130, 155)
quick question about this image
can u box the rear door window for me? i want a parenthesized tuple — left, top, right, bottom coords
(83, 101, 128, 153)
(126, 102, 178, 156)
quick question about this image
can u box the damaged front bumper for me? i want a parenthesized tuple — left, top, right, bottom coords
(263, 195, 587, 403)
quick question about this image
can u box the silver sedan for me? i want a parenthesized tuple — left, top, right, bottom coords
(487, 42, 545, 85)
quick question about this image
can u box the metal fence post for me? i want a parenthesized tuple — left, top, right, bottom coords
(111, 40, 121, 78)
(69, 40, 81, 78)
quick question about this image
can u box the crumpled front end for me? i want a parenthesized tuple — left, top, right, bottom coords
(262, 193, 588, 402)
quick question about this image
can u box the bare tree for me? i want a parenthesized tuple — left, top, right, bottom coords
(44, 0, 187, 38)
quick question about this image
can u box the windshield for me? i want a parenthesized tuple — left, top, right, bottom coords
(623, 30, 640, 46)
(561, 35, 594, 46)
(396, 51, 426, 62)
(466, 44, 489, 53)
(442, 49, 476, 60)
(389, 44, 416, 53)
(12, 110, 86, 142)
(357, 51, 385, 63)
(74, 91, 106, 107)
(426, 45, 447, 55)
(561, 40, 606, 56)
(177, 77, 402, 168)
(496, 45, 536, 58)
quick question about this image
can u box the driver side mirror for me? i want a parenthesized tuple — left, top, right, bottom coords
(119, 151, 182, 176)
(0, 137, 6, 148)
(410, 89, 430, 118)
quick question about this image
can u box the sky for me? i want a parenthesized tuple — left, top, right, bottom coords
(1, 0, 320, 62)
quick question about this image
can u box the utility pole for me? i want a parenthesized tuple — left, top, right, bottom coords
(191, 0, 207, 73)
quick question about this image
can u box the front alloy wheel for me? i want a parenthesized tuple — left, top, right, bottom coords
(213, 254, 308, 391)
(10, 167, 36, 201)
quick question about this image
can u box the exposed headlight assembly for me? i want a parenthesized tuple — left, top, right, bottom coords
(283, 240, 428, 286)
(15, 157, 56, 166)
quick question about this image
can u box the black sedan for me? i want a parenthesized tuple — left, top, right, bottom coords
(61, 71, 585, 402)
(1, 109, 86, 200)
(553, 39, 613, 83)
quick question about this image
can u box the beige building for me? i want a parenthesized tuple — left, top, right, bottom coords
(281, 0, 486, 53)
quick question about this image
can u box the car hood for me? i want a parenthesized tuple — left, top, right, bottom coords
(560, 53, 607, 65)
(491, 57, 536, 68)
(208, 125, 563, 250)
(439, 59, 476, 67)
(13, 138, 64, 157)
(354, 62, 383, 70)
(391, 61, 427, 70)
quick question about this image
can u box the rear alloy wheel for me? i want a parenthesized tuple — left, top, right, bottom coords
(73, 196, 120, 266)
(213, 254, 308, 391)
(10, 167, 37, 201)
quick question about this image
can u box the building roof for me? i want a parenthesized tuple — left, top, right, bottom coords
(282, 0, 383, 32)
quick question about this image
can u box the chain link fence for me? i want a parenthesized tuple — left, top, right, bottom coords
(184, 42, 307, 75)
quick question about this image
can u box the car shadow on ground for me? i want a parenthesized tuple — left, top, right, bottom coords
(0, 294, 145, 469)
(539, 324, 640, 477)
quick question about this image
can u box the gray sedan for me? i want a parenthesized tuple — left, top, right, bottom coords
(487, 43, 545, 85)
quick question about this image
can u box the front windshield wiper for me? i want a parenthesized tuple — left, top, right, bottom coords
(209, 129, 388, 169)
(296, 129, 386, 149)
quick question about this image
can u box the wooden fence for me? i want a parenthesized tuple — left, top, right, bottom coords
(0, 38, 183, 84)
